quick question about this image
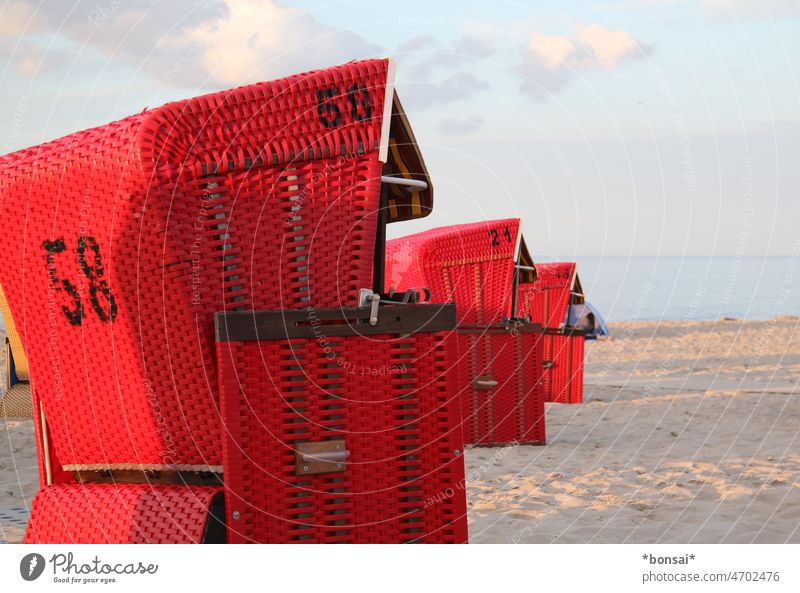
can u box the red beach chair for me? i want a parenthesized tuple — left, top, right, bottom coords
(386, 219, 546, 446)
(0, 286, 32, 418)
(216, 305, 466, 543)
(517, 262, 588, 404)
(0, 59, 467, 543)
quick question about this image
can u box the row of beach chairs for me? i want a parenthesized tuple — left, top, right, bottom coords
(0, 58, 604, 543)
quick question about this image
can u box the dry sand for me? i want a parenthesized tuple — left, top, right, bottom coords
(468, 316, 800, 543)
(2, 317, 799, 543)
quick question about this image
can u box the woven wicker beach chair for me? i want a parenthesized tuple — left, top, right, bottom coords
(0, 285, 32, 418)
(517, 262, 606, 404)
(0, 59, 467, 543)
(386, 219, 546, 446)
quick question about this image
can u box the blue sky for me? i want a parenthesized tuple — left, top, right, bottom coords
(1, 0, 798, 256)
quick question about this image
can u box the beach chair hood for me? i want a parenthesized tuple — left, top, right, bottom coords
(385, 218, 523, 323)
(0, 58, 430, 472)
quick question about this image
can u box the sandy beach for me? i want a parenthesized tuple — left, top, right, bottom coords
(2, 317, 799, 544)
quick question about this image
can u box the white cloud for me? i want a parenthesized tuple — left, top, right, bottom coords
(13, 43, 48, 76)
(527, 23, 645, 71)
(519, 23, 651, 99)
(528, 33, 576, 70)
(0, 1, 37, 36)
(1, 0, 493, 111)
(575, 23, 641, 69)
(178, 0, 380, 85)
(0, 2, 67, 77)
(0, 0, 380, 85)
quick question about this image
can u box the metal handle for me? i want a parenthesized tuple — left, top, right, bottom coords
(380, 176, 428, 192)
(473, 376, 498, 390)
(359, 289, 381, 325)
(301, 450, 350, 463)
(296, 440, 349, 475)
(368, 293, 380, 326)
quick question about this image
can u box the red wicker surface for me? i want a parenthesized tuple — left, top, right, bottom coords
(0, 60, 389, 470)
(217, 330, 468, 543)
(385, 219, 521, 324)
(542, 333, 584, 404)
(517, 262, 577, 329)
(24, 483, 222, 543)
(458, 327, 545, 446)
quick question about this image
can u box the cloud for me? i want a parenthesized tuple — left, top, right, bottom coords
(393, 34, 497, 110)
(405, 72, 489, 109)
(0, 1, 54, 75)
(398, 33, 498, 79)
(0, 1, 37, 36)
(1, 0, 493, 112)
(179, 0, 381, 85)
(12, 43, 66, 76)
(437, 114, 485, 135)
(452, 34, 496, 59)
(527, 24, 645, 71)
(0, 0, 380, 85)
(518, 23, 651, 100)
(396, 35, 437, 53)
(575, 23, 642, 69)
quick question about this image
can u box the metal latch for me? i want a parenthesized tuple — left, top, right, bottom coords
(473, 376, 498, 390)
(358, 287, 431, 326)
(358, 288, 381, 325)
(295, 440, 349, 476)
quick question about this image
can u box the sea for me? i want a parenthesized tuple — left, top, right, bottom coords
(561, 256, 800, 323)
(1, 257, 796, 332)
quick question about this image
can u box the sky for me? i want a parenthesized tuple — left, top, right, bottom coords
(0, 0, 798, 257)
